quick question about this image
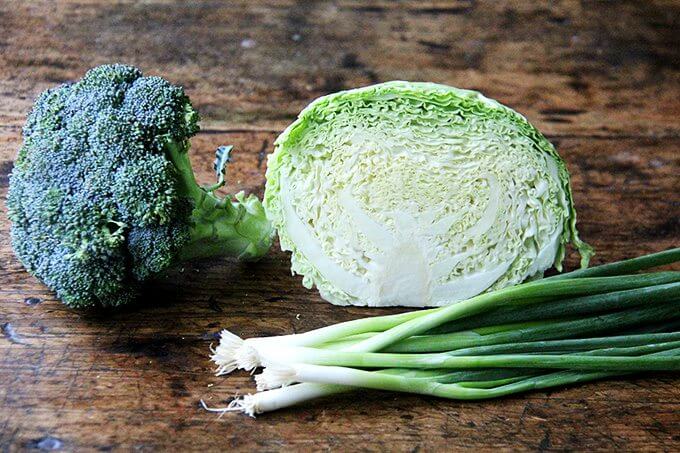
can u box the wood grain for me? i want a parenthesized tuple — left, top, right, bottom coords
(0, 0, 679, 451)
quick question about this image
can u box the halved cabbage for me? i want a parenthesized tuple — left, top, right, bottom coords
(264, 82, 593, 307)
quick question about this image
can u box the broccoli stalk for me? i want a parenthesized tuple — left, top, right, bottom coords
(163, 138, 272, 261)
(7, 64, 273, 308)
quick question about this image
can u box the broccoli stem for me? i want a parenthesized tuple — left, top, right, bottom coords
(164, 138, 273, 261)
(180, 193, 273, 261)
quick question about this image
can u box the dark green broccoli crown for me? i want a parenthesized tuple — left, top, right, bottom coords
(7, 64, 200, 307)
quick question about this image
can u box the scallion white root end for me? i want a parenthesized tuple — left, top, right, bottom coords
(234, 342, 261, 372)
(211, 330, 246, 375)
(224, 383, 351, 416)
(225, 395, 258, 417)
(199, 397, 258, 418)
(211, 330, 268, 375)
(256, 363, 296, 391)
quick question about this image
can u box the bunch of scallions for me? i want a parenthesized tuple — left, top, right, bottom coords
(205, 248, 680, 416)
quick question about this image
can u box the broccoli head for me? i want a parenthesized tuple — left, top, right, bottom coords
(7, 64, 273, 308)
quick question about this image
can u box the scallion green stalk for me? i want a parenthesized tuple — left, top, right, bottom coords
(387, 304, 680, 353)
(347, 273, 680, 354)
(444, 331, 680, 356)
(207, 250, 680, 415)
(427, 282, 680, 334)
(545, 248, 680, 280)
(258, 347, 680, 400)
(254, 343, 680, 389)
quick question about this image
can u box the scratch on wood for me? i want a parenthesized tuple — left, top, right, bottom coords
(26, 436, 64, 450)
(417, 40, 451, 52)
(257, 139, 269, 169)
(2, 322, 27, 345)
(207, 296, 222, 313)
(341, 53, 363, 69)
(342, 6, 386, 14)
(543, 116, 573, 124)
(0, 160, 13, 188)
(634, 217, 680, 240)
(540, 108, 586, 116)
(411, 6, 473, 15)
(538, 430, 552, 451)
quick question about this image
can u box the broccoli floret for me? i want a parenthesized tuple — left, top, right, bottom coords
(7, 64, 273, 308)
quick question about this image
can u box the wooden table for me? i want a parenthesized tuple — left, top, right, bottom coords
(1, 1, 678, 451)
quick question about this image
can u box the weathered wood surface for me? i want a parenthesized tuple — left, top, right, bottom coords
(1, 0, 679, 451)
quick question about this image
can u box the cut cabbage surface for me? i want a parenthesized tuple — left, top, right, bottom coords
(264, 82, 593, 307)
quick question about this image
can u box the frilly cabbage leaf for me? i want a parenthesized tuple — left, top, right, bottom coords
(264, 81, 593, 307)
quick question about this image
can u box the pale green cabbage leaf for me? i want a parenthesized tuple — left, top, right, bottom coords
(264, 81, 593, 307)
